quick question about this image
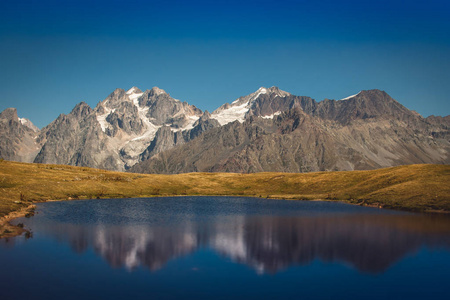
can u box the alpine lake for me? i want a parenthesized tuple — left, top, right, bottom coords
(1, 196, 450, 300)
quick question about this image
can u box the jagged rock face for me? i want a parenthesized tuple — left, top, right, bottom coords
(189, 111, 221, 140)
(139, 87, 202, 128)
(105, 103, 143, 137)
(139, 126, 179, 161)
(139, 111, 221, 161)
(424, 115, 450, 140)
(0, 108, 41, 162)
(34, 103, 120, 170)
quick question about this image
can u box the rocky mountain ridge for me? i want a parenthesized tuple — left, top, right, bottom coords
(1, 86, 449, 173)
(32, 86, 208, 171)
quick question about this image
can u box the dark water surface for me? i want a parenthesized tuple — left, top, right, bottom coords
(1, 196, 450, 299)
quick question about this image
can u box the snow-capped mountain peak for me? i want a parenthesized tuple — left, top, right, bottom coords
(248, 87, 268, 102)
(211, 86, 291, 125)
(150, 86, 167, 96)
(18, 117, 40, 132)
(267, 86, 291, 98)
(256, 86, 268, 94)
(126, 86, 142, 95)
(126, 88, 144, 104)
(90, 85, 205, 169)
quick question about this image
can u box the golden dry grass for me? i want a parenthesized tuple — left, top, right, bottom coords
(0, 160, 449, 220)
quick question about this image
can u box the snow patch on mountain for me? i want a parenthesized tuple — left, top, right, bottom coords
(261, 111, 281, 119)
(96, 107, 116, 132)
(126, 87, 140, 95)
(340, 92, 361, 101)
(171, 115, 200, 132)
(129, 92, 144, 103)
(252, 87, 267, 99)
(212, 102, 250, 125)
(127, 88, 158, 141)
(151, 86, 167, 96)
(19, 117, 40, 132)
(131, 116, 160, 141)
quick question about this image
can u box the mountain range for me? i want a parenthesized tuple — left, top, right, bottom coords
(1, 86, 449, 173)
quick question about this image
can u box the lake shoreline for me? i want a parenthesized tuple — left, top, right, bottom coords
(0, 204, 35, 239)
(2, 194, 449, 240)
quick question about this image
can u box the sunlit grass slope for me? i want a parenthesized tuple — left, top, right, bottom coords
(0, 160, 449, 219)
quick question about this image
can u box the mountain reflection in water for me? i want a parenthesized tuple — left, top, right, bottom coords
(23, 211, 450, 274)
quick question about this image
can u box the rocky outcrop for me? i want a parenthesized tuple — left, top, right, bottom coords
(0, 108, 41, 162)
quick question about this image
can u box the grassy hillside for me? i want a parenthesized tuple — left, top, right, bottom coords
(0, 160, 449, 221)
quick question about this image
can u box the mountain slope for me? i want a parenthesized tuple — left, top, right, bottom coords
(131, 91, 450, 174)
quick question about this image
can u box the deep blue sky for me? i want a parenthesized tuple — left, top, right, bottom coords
(1, 0, 449, 128)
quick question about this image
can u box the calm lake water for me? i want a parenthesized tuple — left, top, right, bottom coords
(1, 196, 450, 300)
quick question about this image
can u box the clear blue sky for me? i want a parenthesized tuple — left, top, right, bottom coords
(1, 0, 449, 128)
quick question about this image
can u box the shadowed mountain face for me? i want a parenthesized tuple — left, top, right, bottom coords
(13, 201, 450, 274)
(1, 87, 449, 172)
